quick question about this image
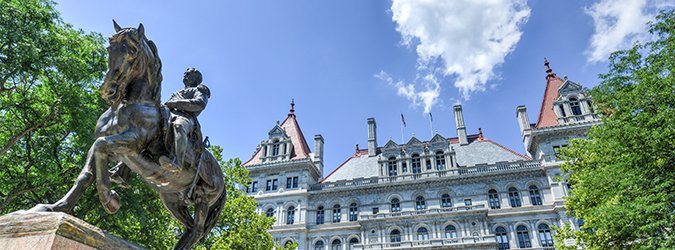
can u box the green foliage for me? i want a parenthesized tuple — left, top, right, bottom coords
(203, 146, 296, 250)
(0, 0, 178, 248)
(558, 10, 675, 249)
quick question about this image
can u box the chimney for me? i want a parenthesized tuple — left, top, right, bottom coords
(453, 105, 468, 145)
(516, 105, 532, 156)
(367, 118, 377, 156)
(314, 134, 324, 175)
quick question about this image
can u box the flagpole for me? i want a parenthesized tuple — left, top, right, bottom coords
(429, 113, 434, 137)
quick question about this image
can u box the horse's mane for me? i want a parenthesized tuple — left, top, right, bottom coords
(145, 39, 162, 105)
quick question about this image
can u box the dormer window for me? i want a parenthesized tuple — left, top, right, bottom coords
(569, 97, 582, 116)
(271, 139, 280, 156)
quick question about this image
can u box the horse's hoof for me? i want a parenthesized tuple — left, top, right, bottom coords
(28, 204, 54, 212)
(102, 191, 121, 214)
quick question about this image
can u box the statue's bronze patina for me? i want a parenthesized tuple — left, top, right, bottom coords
(30, 21, 225, 250)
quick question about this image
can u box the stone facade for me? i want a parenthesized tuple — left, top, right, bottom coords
(243, 63, 598, 250)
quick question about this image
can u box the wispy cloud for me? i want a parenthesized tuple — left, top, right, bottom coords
(382, 0, 530, 110)
(585, 0, 673, 63)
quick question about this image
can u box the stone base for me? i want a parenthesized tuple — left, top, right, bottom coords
(0, 212, 145, 250)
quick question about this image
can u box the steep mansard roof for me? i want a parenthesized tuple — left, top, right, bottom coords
(321, 134, 529, 183)
(243, 111, 312, 167)
(534, 58, 567, 129)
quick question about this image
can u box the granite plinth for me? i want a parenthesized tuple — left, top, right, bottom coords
(0, 212, 145, 250)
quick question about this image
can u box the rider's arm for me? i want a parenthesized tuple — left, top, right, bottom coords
(169, 87, 208, 113)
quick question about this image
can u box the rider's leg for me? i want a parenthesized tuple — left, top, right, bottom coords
(173, 117, 193, 168)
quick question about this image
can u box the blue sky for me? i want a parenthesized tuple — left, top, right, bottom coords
(55, 0, 669, 175)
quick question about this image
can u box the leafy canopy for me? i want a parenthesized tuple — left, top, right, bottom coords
(556, 10, 675, 250)
(0, 1, 286, 249)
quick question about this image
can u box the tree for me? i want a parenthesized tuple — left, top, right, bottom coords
(0, 1, 177, 248)
(202, 146, 296, 250)
(556, 10, 675, 249)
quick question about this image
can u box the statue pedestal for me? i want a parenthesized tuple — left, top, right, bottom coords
(0, 212, 144, 250)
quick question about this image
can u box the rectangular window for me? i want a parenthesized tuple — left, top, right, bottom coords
(425, 159, 432, 170)
(286, 177, 292, 189)
(272, 179, 278, 190)
(266, 180, 271, 191)
(246, 182, 251, 193)
(372, 207, 379, 214)
(292, 177, 298, 188)
(401, 162, 407, 172)
(251, 181, 258, 192)
(464, 199, 472, 206)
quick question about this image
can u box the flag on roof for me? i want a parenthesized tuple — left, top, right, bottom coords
(429, 112, 433, 122)
(400, 113, 406, 127)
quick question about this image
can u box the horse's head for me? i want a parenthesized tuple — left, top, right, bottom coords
(101, 20, 162, 106)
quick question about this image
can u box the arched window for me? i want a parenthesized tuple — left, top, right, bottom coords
(441, 194, 452, 208)
(390, 198, 401, 212)
(331, 239, 341, 250)
(495, 227, 509, 250)
(529, 185, 543, 206)
(488, 189, 501, 209)
(284, 240, 294, 248)
(390, 229, 401, 243)
(349, 203, 358, 221)
(435, 151, 446, 170)
(265, 208, 274, 218)
(314, 240, 325, 250)
(332, 204, 341, 223)
(417, 227, 429, 241)
(569, 97, 582, 116)
(411, 154, 422, 174)
(316, 206, 325, 225)
(508, 187, 521, 207)
(286, 206, 295, 224)
(516, 225, 531, 248)
(349, 238, 359, 250)
(538, 224, 554, 247)
(415, 196, 426, 210)
(444, 225, 457, 238)
(272, 140, 280, 156)
(387, 157, 397, 176)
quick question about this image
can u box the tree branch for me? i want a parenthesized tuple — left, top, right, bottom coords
(0, 105, 58, 157)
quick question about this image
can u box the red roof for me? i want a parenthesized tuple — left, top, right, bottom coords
(243, 112, 312, 167)
(534, 59, 565, 128)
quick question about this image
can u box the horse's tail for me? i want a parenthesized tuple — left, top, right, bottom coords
(203, 186, 226, 239)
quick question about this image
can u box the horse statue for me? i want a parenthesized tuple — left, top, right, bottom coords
(30, 21, 226, 250)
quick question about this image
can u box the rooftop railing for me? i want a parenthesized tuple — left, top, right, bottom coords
(359, 204, 485, 221)
(312, 160, 541, 191)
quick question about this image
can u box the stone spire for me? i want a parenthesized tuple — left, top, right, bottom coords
(289, 98, 295, 116)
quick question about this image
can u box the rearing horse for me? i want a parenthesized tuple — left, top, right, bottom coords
(30, 21, 226, 250)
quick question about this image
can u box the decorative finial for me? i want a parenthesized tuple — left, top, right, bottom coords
(478, 127, 485, 140)
(544, 57, 556, 80)
(290, 98, 295, 114)
(276, 120, 280, 125)
(355, 144, 359, 153)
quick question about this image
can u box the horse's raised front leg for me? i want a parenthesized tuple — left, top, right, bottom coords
(92, 130, 140, 214)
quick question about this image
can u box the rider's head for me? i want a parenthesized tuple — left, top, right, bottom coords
(183, 68, 202, 87)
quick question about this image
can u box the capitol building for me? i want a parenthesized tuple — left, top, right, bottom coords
(243, 61, 599, 249)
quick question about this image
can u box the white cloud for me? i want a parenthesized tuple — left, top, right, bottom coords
(585, 0, 673, 63)
(386, 0, 530, 106)
(375, 71, 440, 113)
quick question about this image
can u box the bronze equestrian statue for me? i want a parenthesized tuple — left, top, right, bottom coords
(30, 21, 226, 250)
